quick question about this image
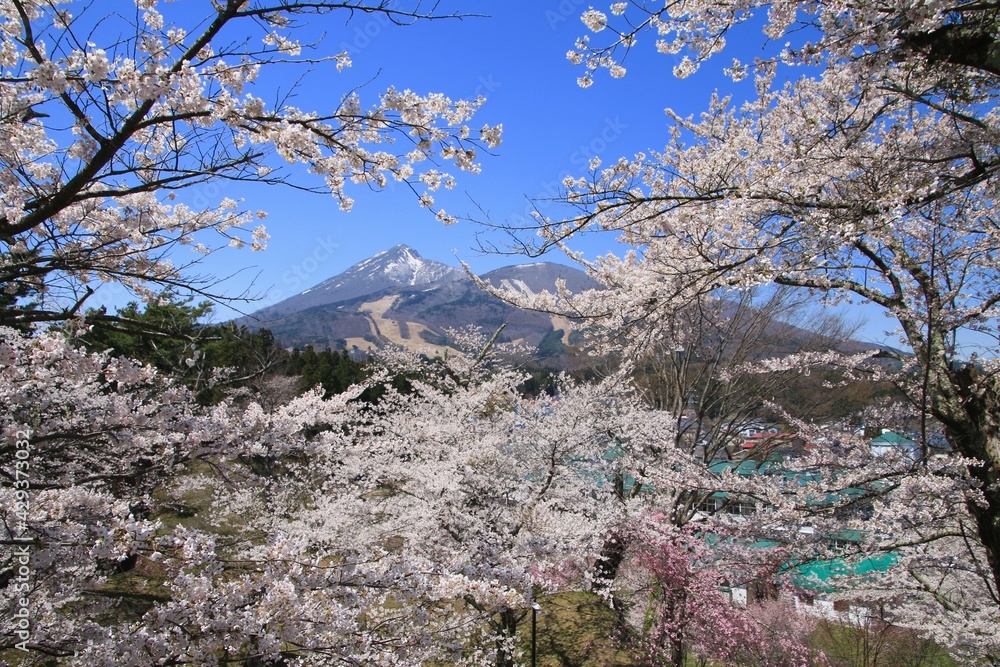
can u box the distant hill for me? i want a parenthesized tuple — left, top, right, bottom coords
(239, 245, 600, 363)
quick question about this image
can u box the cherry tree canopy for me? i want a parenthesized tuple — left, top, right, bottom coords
(495, 0, 1000, 627)
(1, 323, 684, 666)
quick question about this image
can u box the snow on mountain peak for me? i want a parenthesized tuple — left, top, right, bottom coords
(276, 245, 462, 309)
(381, 246, 425, 284)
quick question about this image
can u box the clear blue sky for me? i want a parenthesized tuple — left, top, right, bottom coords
(86, 1, 897, 344)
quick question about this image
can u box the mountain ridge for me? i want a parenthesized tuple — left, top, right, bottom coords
(239, 245, 895, 366)
(239, 246, 598, 362)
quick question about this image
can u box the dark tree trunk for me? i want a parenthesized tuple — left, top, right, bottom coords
(593, 533, 629, 593)
(666, 591, 686, 667)
(946, 366, 1000, 600)
(494, 608, 521, 667)
(901, 24, 1000, 78)
(593, 470, 636, 596)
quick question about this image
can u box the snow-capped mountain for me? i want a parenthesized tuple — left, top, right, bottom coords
(241, 245, 595, 365)
(239, 245, 889, 366)
(253, 245, 465, 318)
(345, 244, 463, 288)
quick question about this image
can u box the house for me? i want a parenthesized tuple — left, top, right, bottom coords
(869, 430, 921, 461)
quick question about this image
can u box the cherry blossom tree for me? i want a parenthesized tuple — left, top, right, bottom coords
(623, 516, 820, 667)
(1, 321, 686, 666)
(485, 0, 1000, 651)
(1, 325, 511, 665)
(3, 325, 575, 665)
(0, 0, 500, 327)
(825, 448, 1000, 663)
(0, 6, 509, 655)
(300, 332, 677, 667)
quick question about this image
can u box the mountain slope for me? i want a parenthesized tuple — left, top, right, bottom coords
(240, 246, 894, 366)
(480, 263, 600, 296)
(241, 247, 591, 361)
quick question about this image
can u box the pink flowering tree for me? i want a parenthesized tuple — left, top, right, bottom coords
(624, 517, 821, 667)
